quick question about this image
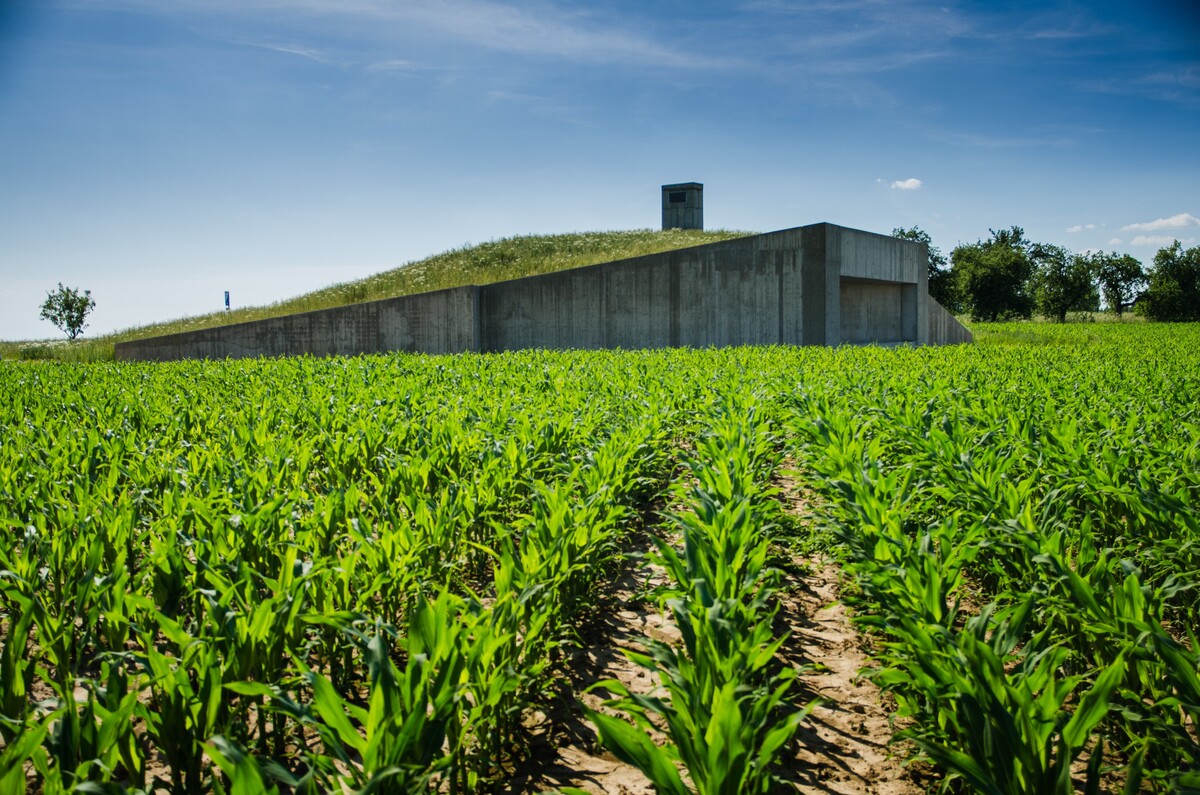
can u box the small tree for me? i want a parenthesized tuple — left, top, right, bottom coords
(1086, 251, 1144, 317)
(40, 283, 96, 340)
(1141, 241, 1200, 322)
(892, 226, 962, 312)
(1030, 244, 1098, 323)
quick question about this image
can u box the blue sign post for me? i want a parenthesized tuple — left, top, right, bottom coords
(224, 291, 230, 311)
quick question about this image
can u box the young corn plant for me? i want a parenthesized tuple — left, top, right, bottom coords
(295, 593, 470, 794)
(881, 605, 1128, 795)
(137, 614, 226, 794)
(0, 586, 36, 745)
(590, 595, 813, 795)
(590, 396, 813, 794)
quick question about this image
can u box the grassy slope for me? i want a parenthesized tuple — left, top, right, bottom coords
(2, 228, 750, 361)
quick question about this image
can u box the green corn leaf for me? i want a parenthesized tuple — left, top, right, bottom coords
(1061, 655, 1126, 752)
(307, 672, 366, 755)
(224, 681, 276, 699)
(913, 738, 1005, 795)
(586, 709, 690, 795)
(1172, 770, 1200, 795)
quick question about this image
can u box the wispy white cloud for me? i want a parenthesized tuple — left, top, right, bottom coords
(1028, 26, 1099, 40)
(363, 59, 418, 73)
(235, 40, 329, 63)
(743, 0, 972, 97)
(1065, 223, 1096, 233)
(744, 0, 975, 41)
(1108, 238, 1123, 246)
(1122, 213, 1200, 232)
(929, 129, 1075, 148)
(1022, 14, 1118, 41)
(815, 48, 948, 75)
(68, 0, 735, 69)
(387, 1, 737, 69)
(1131, 234, 1196, 247)
(890, 178, 922, 190)
(1084, 63, 1200, 106)
(485, 90, 590, 125)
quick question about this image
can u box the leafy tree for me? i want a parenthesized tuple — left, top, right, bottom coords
(40, 283, 96, 340)
(1140, 241, 1200, 321)
(1084, 251, 1144, 317)
(892, 226, 961, 312)
(1030, 243, 1099, 323)
(950, 227, 1036, 322)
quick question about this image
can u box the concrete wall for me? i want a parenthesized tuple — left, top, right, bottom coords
(928, 297, 974, 345)
(114, 222, 972, 362)
(116, 287, 478, 361)
(479, 233, 805, 351)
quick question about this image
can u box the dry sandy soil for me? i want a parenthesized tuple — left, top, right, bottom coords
(503, 532, 928, 795)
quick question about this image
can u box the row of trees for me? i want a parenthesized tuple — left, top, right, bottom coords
(894, 227, 1200, 323)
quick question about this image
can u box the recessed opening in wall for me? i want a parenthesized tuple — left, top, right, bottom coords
(669, 192, 687, 203)
(840, 279, 907, 344)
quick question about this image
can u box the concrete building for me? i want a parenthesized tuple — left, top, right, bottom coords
(662, 183, 703, 230)
(114, 222, 971, 362)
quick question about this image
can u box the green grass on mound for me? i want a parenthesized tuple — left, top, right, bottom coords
(2, 228, 750, 362)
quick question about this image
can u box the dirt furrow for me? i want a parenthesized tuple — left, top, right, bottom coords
(776, 556, 925, 795)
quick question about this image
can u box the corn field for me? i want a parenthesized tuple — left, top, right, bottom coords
(1, 323, 1197, 793)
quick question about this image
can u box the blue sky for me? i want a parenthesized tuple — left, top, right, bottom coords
(1, 0, 1197, 340)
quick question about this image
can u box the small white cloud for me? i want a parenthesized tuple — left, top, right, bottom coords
(1065, 223, 1096, 233)
(1122, 213, 1200, 232)
(1107, 238, 1123, 246)
(890, 178, 922, 190)
(1131, 235, 1196, 247)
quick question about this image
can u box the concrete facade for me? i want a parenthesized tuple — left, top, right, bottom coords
(114, 223, 972, 362)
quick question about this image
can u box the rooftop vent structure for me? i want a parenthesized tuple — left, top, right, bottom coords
(662, 182, 703, 230)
